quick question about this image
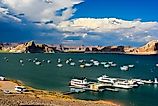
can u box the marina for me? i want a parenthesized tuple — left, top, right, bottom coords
(68, 74, 158, 93)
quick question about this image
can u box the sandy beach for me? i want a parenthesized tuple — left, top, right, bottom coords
(0, 80, 121, 106)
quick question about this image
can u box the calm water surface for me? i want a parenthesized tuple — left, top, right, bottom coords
(0, 53, 158, 106)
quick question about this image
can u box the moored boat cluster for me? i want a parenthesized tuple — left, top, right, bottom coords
(2, 57, 158, 72)
(68, 75, 158, 93)
(18, 58, 51, 66)
(57, 58, 136, 71)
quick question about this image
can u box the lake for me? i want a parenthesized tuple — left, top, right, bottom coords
(0, 53, 158, 106)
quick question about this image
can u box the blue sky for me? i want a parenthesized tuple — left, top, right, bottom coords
(73, 0, 158, 21)
(0, 0, 158, 46)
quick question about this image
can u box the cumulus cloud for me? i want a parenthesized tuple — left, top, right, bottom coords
(58, 18, 158, 32)
(0, 0, 84, 44)
(57, 18, 158, 45)
(1, 0, 83, 23)
(0, 6, 21, 22)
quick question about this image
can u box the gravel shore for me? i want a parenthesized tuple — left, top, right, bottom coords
(0, 91, 120, 106)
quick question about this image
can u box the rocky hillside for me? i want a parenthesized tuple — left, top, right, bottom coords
(1, 40, 158, 54)
(125, 40, 158, 54)
(1, 41, 55, 53)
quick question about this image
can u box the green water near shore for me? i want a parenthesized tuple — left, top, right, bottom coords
(0, 53, 158, 106)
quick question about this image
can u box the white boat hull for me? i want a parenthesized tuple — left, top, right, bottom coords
(113, 84, 133, 89)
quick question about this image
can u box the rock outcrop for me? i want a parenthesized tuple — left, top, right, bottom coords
(125, 40, 158, 55)
(25, 41, 44, 53)
(100, 46, 125, 52)
(7, 41, 54, 53)
(0, 43, 3, 50)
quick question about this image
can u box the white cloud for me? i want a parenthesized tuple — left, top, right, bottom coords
(57, 18, 158, 45)
(1, 0, 83, 23)
(58, 18, 157, 32)
(0, 6, 21, 22)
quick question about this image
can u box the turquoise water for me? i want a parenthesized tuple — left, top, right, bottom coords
(0, 53, 158, 106)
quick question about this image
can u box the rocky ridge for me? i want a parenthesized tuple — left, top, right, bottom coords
(0, 40, 158, 55)
(125, 40, 158, 55)
(1, 41, 55, 53)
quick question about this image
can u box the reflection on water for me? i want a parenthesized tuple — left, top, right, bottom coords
(154, 84, 157, 88)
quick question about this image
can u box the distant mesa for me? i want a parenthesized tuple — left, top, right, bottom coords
(1, 41, 55, 53)
(0, 40, 158, 55)
(125, 40, 158, 55)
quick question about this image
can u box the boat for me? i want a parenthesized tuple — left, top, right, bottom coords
(128, 64, 134, 68)
(104, 64, 110, 68)
(93, 61, 99, 66)
(68, 58, 72, 61)
(35, 61, 41, 65)
(84, 63, 92, 67)
(70, 62, 75, 66)
(100, 62, 107, 65)
(113, 81, 133, 89)
(79, 59, 84, 63)
(120, 66, 129, 71)
(108, 61, 113, 64)
(69, 78, 89, 88)
(57, 64, 63, 67)
(142, 79, 153, 84)
(111, 63, 117, 67)
(97, 75, 116, 84)
(66, 60, 69, 64)
(132, 79, 144, 85)
(90, 59, 94, 62)
(70, 87, 86, 93)
(115, 78, 138, 87)
(47, 60, 51, 63)
(105, 88, 119, 92)
(154, 78, 158, 84)
(19, 60, 23, 63)
(57, 58, 61, 63)
(80, 64, 85, 68)
(127, 80, 139, 87)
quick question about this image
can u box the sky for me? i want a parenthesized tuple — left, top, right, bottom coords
(73, 0, 158, 21)
(0, 0, 158, 46)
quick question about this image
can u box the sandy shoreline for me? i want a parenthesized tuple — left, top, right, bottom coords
(0, 79, 122, 106)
